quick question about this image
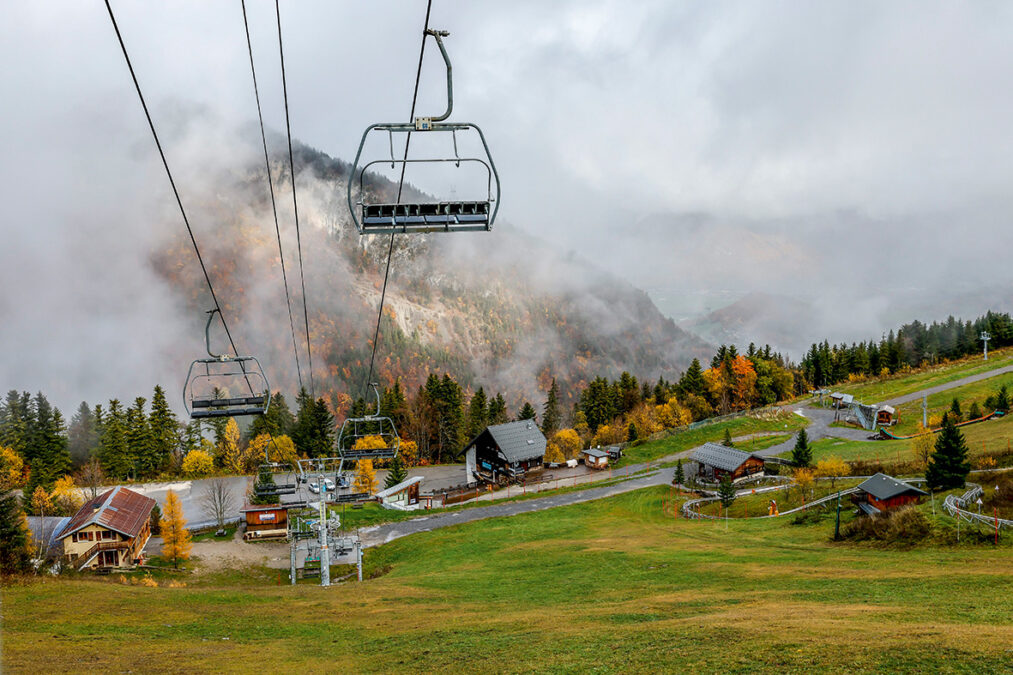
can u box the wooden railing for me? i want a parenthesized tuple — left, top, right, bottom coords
(76, 541, 128, 570)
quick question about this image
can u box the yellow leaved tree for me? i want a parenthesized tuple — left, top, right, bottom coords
(220, 418, 246, 475)
(30, 486, 53, 517)
(160, 489, 192, 569)
(51, 475, 83, 515)
(813, 456, 848, 489)
(181, 449, 214, 477)
(544, 443, 565, 464)
(911, 427, 935, 470)
(0, 445, 25, 490)
(352, 435, 388, 451)
(398, 440, 419, 467)
(353, 459, 377, 495)
(551, 429, 582, 460)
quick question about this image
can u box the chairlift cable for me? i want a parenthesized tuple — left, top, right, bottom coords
(241, 0, 304, 392)
(103, 0, 250, 380)
(363, 0, 435, 399)
(275, 0, 316, 398)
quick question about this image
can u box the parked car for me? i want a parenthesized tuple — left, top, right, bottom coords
(323, 478, 336, 492)
(308, 481, 320, 494)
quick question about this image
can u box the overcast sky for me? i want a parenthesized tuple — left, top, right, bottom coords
(3, 1, 1013, 410)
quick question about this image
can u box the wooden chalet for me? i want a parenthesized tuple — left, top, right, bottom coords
(581, 448, 609, 470)
(851, 473, 927, 515)
(463, 420, 546, 485)
(59, 487, 155, 570)
(240, 503, 289, 540)
(876, 405, 896, 426)
(689, 443, 765, 482)
(375, 476, 424, 510)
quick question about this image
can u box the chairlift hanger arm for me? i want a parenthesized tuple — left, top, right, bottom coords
(416, 29, 452, 127)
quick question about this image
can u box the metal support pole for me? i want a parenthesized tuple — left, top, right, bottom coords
(356, 541, 363, 582)
(923, 396, 928, 429)
(834, 491, 841, 541)
(290, 538, 297, 585)
(319, 477, 330, 587)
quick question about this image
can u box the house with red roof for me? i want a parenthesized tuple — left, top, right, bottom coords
(59, 486, 156, 570)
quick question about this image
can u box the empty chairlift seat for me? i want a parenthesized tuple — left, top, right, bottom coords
(362, 201, 491, 233)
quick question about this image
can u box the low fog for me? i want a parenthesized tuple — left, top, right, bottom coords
(4, 1, 1013, 412)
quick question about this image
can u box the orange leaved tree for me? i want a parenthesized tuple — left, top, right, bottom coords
(160, 489, 192, 569)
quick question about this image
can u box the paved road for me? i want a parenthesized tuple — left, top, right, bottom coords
(750, 406, 875, 460)
(876, 365, 1013, 407)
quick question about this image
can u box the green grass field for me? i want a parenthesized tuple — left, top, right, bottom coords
(889, 371, 1013, 435)
(623, 412, 808, 465)
(3, 485, 1011, 673)
(831, 347, 1013, 404)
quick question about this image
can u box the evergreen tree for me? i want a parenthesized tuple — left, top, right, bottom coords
(149, 502, 162, 536)
(125, 397, 154, 478)
(0, 483, 31, 574)
(627, 422, 638, 442)
(791, 429, 812, 468)
(291, 387, 317, 457)
(487, 392, 509, 425)
(0, 390, 30, 458)
(98, 400, 132, 480)
(250, 391, 296, 439)
(311, 398, 335, 458)
(925, 414, 971, 490)
(518, 401, 537, 421)
(996, 384, 1010, 413)
(466, 387, 488, 440)
(385, 453, 408, 489)
(541, 379, 561, 435)
(673, 459, 685, 487)
(24, 394, 70, 494)
(148, 385, 178, 475)
(949, 397, 962, 421)
(968, 401, 982, 420)
(718, 475, 736, 508)
(67, 402, 99, 467)
(722, 428, 734, 448)
(679, 359, 707, 398)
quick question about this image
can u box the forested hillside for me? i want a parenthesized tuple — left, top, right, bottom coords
(152, 141, 712, 417)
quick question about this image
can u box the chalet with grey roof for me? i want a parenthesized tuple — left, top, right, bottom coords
(462, 420, 546, 485)
(689, 443, 765, 482)
(851, 473, 927, 515)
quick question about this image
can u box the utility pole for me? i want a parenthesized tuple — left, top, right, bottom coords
(923, 395, 928, 429)
(981, 331, 991, 361)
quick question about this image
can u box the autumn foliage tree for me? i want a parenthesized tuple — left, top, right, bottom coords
(160, 490, 192, 569)
(353, 459, 377, 495)
(0, 445, 25, 490)
(181, 448, 214, 477)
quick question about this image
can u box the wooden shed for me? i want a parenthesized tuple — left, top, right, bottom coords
(689, 443, 765, 482)
(581, 448, 609, 470)
(375, 476, 424, 510)
(851, 473, 927, 515)
(240, 503, 289, 540)
(876, 405, 896, 426)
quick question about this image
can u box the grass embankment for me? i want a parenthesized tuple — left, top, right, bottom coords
(623, 411, 808, 465)
(4, 485, 1012, 672)
(832, 347, 1013, 404)
(696, 478, 866, 517)
(889, 371, 1013, 436)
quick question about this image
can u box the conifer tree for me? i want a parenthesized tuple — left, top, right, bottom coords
(385, 453, 408, 489)
(718, 475, 736, 508)
(968, 401, 982, 420)
(722, 428, 734, 448)
(125, 397, 154, 479)
(160, 490, 192, 569)
(250, 391, 296, 439)
(67, 402, 99, 467)
(291, 387, 316, 457)
(997, 384, 1010, 413)
(25, 394, 70, 494)
(518, 401, 537, 422)
(311, 398, 335, 458)
(467, 387, 488, 440)
(674, 459, 685, 487)
(148, 385, 178, 475)
(949, 397, 962, 422)
(0, 390, 30, 458)
(791, 428, 812, 468)
(98, 400, 132, 480)
(627, 422, 638, 442)
(487, 393, 509, 425)
(0, 482, 32, 573)
(679, 359, 707, 397)
(925, 414, 971, 490)
(541, 379, 561, 435)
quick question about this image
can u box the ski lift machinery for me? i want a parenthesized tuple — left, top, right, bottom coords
(183, 309, 271, 419)
(347, 29, 500, 234)
(337, 383, 400, 460)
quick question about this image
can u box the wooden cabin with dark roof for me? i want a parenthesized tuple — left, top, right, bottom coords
(59, 486, 156, 570)
(462, 420, 547, 485)
(689, 443, 766, 482)
(851, 473, 927, 515)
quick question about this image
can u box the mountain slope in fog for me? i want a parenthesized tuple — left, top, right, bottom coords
(153, 140, 712, 413)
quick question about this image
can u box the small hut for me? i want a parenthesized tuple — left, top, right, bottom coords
(375, 476, 424, 510)
(851, 473, 927, 515)
(240, 503, 289, 540)
(689, 443, 765, 482)
(876, 405, 896, 426)
(581, 448, 609, 470)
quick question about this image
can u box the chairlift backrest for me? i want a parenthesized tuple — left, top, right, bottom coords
(183, 310, 271, 419)
(336, 383, 401, 460)
(347, 29, 500, 234)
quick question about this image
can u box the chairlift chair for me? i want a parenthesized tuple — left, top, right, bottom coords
(183, 309, 271, 420)
(336, 383, 400, 460)
(347, 29, 500, 234)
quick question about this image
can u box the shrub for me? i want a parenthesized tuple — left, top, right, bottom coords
(841, 506, 931, 545)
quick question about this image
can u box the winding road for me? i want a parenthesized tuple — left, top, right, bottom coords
(875, 365, 1013, 407)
